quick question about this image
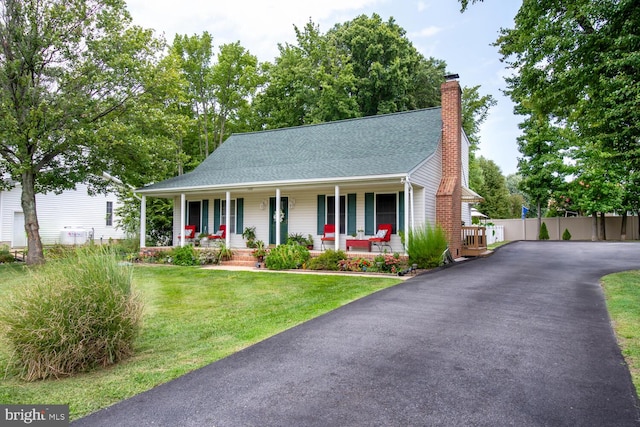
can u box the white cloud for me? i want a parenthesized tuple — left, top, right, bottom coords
(410, 26, 443, 38)
(126, 0, 385, 61)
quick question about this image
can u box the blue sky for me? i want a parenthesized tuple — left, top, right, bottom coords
(126, 0, 523, 175)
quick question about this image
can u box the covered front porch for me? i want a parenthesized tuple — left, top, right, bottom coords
(138, 176, 429, 255)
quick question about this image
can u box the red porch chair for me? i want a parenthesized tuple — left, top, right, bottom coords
(320, 224, 335, 250)
(208, 225, 226, 241)
(178, 225, 196, 244)
(369, 223, 392, 252)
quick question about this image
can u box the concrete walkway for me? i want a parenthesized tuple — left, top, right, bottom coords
(73, 241, 640, 426)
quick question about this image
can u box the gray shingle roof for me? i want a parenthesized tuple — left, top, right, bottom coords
(139, 107, 442, 193)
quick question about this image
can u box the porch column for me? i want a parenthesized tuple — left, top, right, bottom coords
(275, 188, 281, 246)
(404, 179, 411, 253)
(180, 193, 186, 247)
(334, 185, 340, 251)
(140, 195, 146, 249)
(225, 191, 231, 247)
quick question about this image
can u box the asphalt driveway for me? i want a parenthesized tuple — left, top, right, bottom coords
(73, 241, 640, 426)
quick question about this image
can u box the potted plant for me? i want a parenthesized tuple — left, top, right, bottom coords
(287, 232, 306, 246)
(305, 234, 314, 250)
(216, 242, 234, 261)
(242, 226, 257, 248)
(252, 240, 268, 265)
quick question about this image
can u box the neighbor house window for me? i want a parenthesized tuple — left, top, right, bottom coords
(221, 199, 237, 233)
(106, 201, 113, 226)
(376, 193, 396, 233)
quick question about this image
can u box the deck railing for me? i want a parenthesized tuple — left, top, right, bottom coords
(461, 226, 487, 256)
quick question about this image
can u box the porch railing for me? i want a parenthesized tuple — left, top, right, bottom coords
(461, 226, 487, 257)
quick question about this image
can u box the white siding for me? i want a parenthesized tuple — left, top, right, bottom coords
(174, 189, 411, 253)
(409, 142, 442, 228)
(0, 184, 126, 247)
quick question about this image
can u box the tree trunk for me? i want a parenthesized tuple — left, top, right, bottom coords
(21, 171, 45, 265)
(600, 212, 606, 240)
(591, 212, 598, 241)
(621, 211, 627, 241)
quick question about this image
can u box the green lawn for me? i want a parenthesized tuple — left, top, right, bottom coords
(0, 264, 400, 420)
(601, 270, 640, 395)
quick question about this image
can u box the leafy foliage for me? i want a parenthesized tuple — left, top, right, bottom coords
(371, 253, 407, 274)
(494, 0, 639, 229)
(307, 249, 347, 271)
(171, 245, 198, 266)
(474, 157, 512, 218)
(408, 223, 448, 268)
(0, 247, 142, 380)
(539, 222, 550, 240)
(0, 245, 15, 263)
(264, 243, 310, 270)
(562, 228, 572, 241)
(255, 14, 446, 128)
(0, 0, 163, 264)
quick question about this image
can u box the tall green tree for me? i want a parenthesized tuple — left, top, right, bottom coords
(255, 20, 360, 128)
(494, 0, 639, 232)
(461, 86, 496, 193)
(474, 157, 511, 219)
(171, 32, 215, 159)
(211, 42, 262, 148)
(329, 14, 445, 115)
(0, 0, 161, 264)
(256, 15, 446, 128)
(516, 107, 568, 237)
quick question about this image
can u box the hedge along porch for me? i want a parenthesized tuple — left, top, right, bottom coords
(136, 78, 478, 257)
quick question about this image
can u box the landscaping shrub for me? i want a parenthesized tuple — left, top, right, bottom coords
(171, 245, 198, 266)
(370, 253, 407, 274)
(0, 247, 142, 381)
(197, 248, 219, 265)
(264, 243, 310, 270)
(338, 257, 373, 272)
(539, 222, 550, 240)
(408, 223, 448, 268)
(562, 228, 572, 241)
(0, 245, 15, 263)
(307, 249, 347, 271)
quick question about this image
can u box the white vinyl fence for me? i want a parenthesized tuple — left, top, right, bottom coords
(490, 216, 639, 241)
(485, 225, 505, 245)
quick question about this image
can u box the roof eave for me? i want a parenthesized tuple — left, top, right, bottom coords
(136, 173, 408, 197)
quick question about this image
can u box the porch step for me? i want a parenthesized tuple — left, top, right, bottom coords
(220, 259, 259, 267)
(222, 249, 259, 267)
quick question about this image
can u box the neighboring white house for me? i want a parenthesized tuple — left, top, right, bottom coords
(0, 182, 126, 248)
(136, 78, 481, 257)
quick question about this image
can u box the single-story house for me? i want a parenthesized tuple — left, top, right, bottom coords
(0, 181, 126, 248)
(136, 78, 482, 258)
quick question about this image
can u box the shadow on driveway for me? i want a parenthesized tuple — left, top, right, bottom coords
(74, 241, 640, 426)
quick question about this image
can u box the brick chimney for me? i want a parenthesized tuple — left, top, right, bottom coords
(436, 77, 462, 258)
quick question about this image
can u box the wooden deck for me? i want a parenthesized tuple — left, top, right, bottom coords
(461, 226, 488, 257)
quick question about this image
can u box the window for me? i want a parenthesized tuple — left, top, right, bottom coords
(327, 196, 346, 234)
(376, 193, 396, 233)
(106, 201, 113, 226)
(221, 199, 236, 233)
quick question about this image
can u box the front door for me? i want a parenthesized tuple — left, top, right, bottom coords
(187, 201, 201, 233)
(269, 197, 288, 245)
